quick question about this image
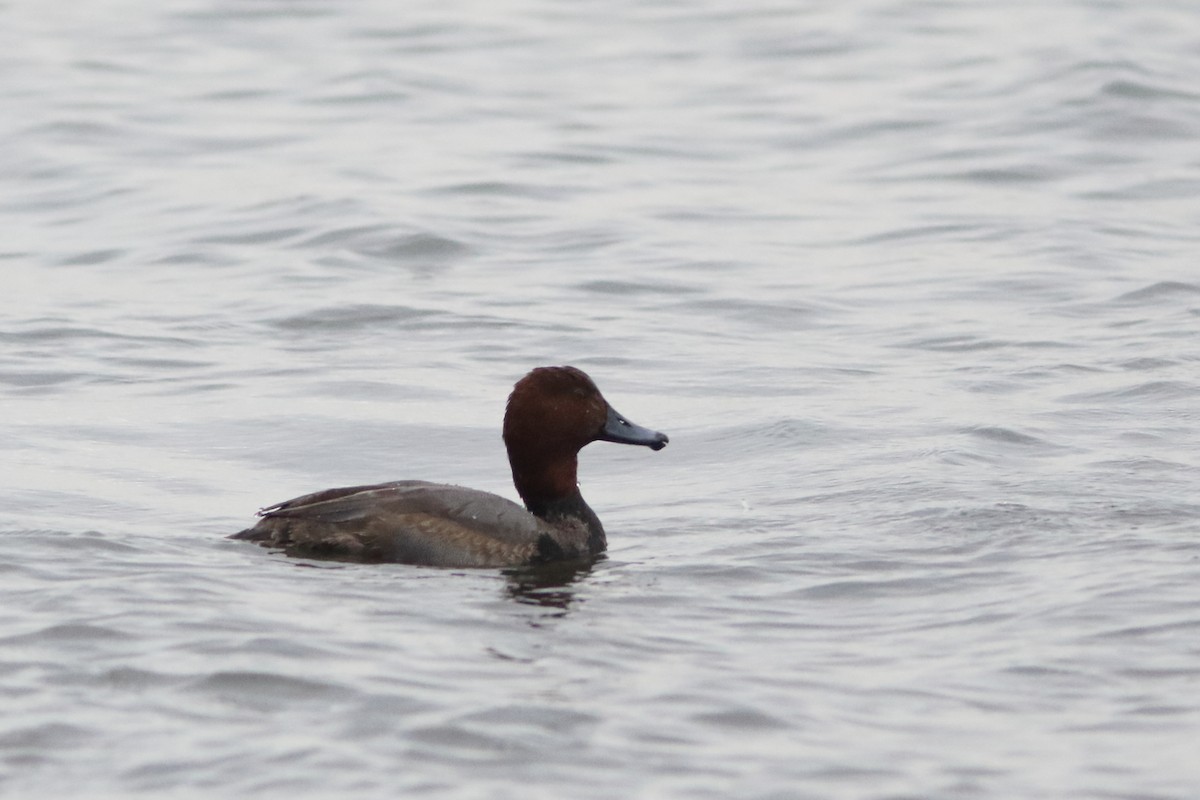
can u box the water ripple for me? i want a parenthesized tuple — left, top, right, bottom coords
(1114, 281, 1200, 304)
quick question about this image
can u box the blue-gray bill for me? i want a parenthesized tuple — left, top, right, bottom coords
(598, 405, 669, 450)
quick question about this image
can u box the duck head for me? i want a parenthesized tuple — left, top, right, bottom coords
(502, 366, 668, 512)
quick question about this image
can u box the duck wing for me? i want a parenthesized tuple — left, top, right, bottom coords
(231, 480, 574, 567)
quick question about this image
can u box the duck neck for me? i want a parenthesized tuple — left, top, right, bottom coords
(532, 490, 606, 555)
(510, 454, 606, 555)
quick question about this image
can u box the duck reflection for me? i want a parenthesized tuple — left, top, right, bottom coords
(502, 558, 596, 609)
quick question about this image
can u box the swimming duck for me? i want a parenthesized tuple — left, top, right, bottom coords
(231, 366, 668, 567)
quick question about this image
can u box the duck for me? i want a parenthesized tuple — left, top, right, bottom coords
(231, 366, 668, 567)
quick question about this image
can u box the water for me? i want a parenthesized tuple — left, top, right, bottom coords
(3, 0, 1199, 797)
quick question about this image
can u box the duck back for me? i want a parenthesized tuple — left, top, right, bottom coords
(232, 480, 593, 567)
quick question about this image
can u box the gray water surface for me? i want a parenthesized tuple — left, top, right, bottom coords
(3, 1, 1199, 798)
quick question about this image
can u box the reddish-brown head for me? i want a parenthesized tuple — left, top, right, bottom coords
(502, 366, 668, 512)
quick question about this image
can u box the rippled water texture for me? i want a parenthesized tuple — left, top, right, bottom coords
(3, 1, 1199, 798)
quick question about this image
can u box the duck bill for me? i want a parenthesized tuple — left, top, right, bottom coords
(597, 405, 669, 451)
